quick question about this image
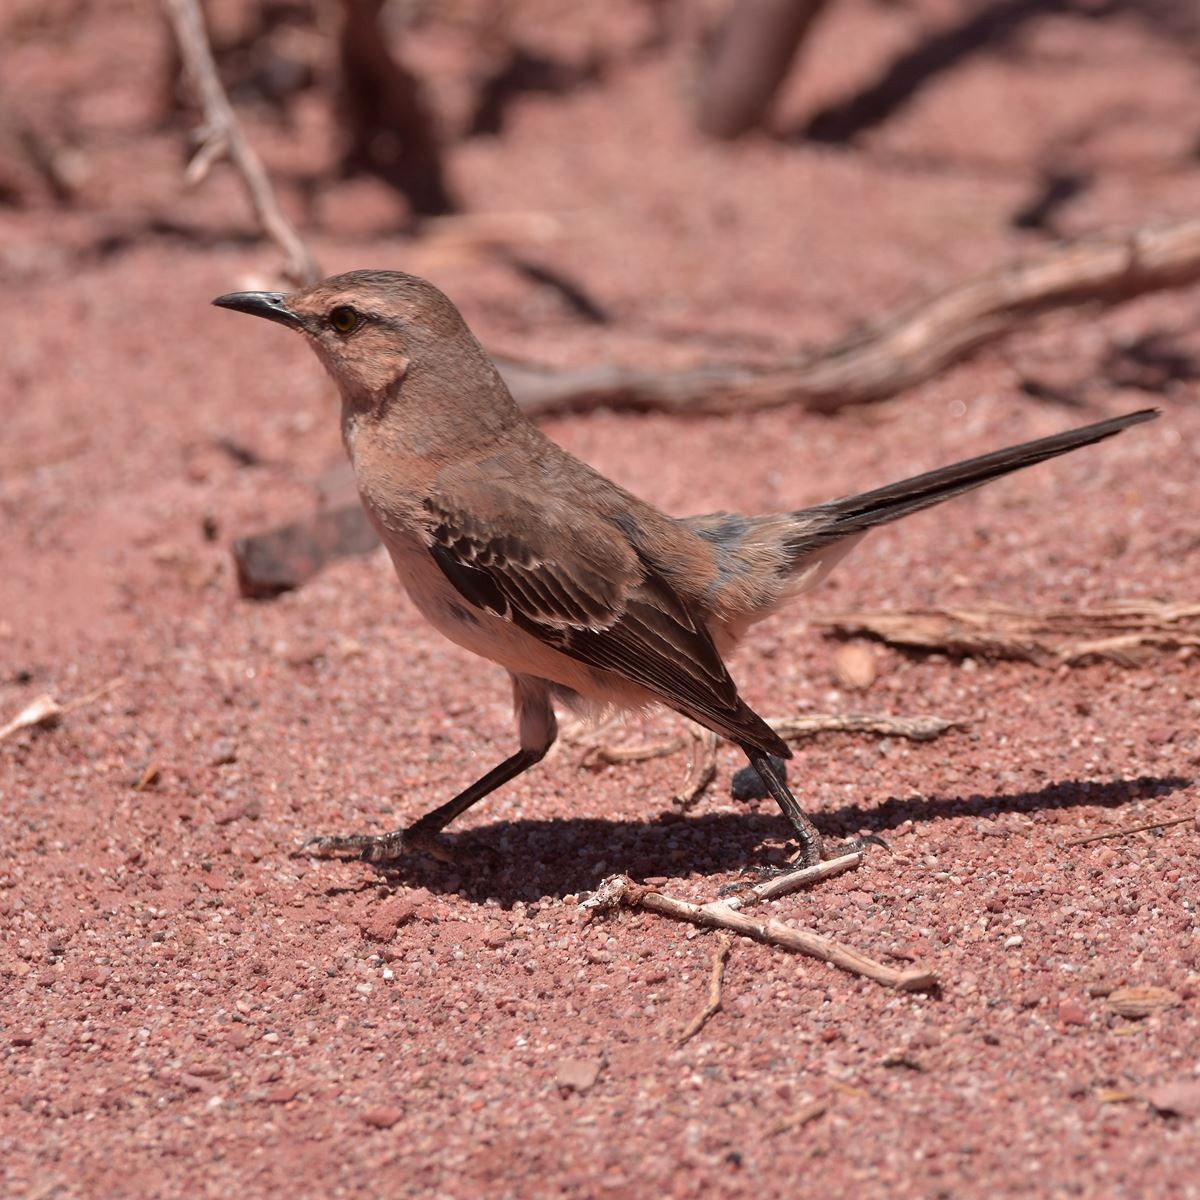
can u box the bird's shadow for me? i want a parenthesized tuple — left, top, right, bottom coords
(316, 772, 1191, 906)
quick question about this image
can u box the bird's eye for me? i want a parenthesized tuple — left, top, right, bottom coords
(328, 305, 361, 335)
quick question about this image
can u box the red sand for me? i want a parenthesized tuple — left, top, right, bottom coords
(2, 2, 1198, 1196)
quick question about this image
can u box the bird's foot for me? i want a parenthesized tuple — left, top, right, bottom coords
(794, 831, 891, 867)
(723, 832, 890, 892)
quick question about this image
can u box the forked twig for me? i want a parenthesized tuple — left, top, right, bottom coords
(583, 872, 936, 991)
(161, 0, 318, 284)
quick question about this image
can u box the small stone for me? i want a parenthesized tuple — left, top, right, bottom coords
(209, 739, 238, 766)
(555, 1057, 603, 1094)
(1058, 1001, 1087, 1026)
(263, 1085, 299, 1105)
(833, 642, 877, 691)
(9, 1031, 35, 1047)
(1146, 1081, 1200, 1118)
(359, 895, 419, 942)
(731, 756, 787, 802)
(362, 1105, 404, 1129)
(233, 505, 380, 599)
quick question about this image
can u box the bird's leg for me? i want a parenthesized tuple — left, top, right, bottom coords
(303, 674, 556, 864)
(741, 745, 889, 871)
(742, 745, 825, 866)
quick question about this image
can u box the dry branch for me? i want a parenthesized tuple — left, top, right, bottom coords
(496, 217, 1200, 417)
(338, 0, 454, 216)
(677, 932, 733, 1045)
(768, 712, 963, 742)
(673, 728, 719, 811)
(583, 872, 936, 991)
(0, 695, 63, 743)
(717, 851, 863, 909)
(162, 0, 318, 284)
(697, 0, 833, 140)
(1063, 813, 1195, 848)
(819, 600, 1200, 666)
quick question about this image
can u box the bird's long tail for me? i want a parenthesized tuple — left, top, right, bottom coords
(783, 408, 1158, 563)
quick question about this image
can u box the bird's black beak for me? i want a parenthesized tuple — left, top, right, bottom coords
(211, 291, 304, 331)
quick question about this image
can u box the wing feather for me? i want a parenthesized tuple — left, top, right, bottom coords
(422, 483, 787, 755)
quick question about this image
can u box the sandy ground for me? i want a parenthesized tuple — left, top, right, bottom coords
(2, 1, 1199, 1196)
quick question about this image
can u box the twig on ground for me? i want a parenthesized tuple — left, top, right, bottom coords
(161, 0, 319, 284)
(1064, 813, 1194, 847)
(497, 217, 1200, 417)
(583, 874, 936, 991)
(677, 932, 733, 1046)
(717, 852, 863, 910)
(819, 600, 1200, 666)
(769, 712, 964, 743)
(578, 733, 689, 768)
(61, 676, 126, 715)
(0, 676, 126, 744)
(673, 728, 719, 811)
(767, 1099, 828, 1137)
(697, 0, 832, 140)
(0, 695, 63, 743)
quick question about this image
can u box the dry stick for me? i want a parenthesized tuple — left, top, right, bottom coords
(677, 932, 733, 1046)
(583, 874, 936, 991)
(769, 712, 963, 743)
(717, 851, 863, 910)
(161, 0, 319, 285)
(579, 734, 689, 768)
(1064, 814, 1194, 848)
(697, 0, 833, 139)
(497, 217, 1200, 418)
(672, 728, 718, 811)
(0, 695, 62, 743)
(0, 677, 126, 744)
(819, 600, 1200, 667)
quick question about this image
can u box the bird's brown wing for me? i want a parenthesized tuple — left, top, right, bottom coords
(421, 482, 788, 756)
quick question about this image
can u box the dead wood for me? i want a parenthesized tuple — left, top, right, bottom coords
(161, 0, 319, 284)
(496, 217, 1200, 418)
(338, 0, 455, 216)
(819, 600, 1200, 666)
(768, 712, 963, 742)
(697, 0, 833, 139)
(676, 932, 732, 1045)
(582, 868, 936, 991)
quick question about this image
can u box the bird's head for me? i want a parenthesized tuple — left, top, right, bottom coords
(213, 270, 511, 437)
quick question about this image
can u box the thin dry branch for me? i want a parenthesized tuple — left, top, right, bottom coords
(697, 0, 832, 140)
(162, 0, 318, 284)
(583, 872, 936, 991)
(496, 217, 1200, 417)
(677, 932, 733, 1045)
(672, 728, 719, 811)
(717, 852, 864, 909)
(1063, 813, 1195, 848)
(819, 600, 1200, 666)
(768, 712, 964, 742)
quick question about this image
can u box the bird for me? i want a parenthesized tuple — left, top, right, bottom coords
(213, 270, 1158, 868)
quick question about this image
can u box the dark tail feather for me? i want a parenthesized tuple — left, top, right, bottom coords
(785, 408, 1158, 560)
